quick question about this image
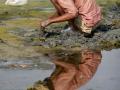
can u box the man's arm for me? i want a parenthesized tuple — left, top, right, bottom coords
(49, 12, 77, 23)
(41, 0, 78, 27)
(52, 60, 76, 71)
(41, 11, 78, 28)
(49, 0, 78, 23)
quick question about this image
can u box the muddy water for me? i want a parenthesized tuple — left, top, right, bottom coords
(0, 49, 120, 90)
(0, 70, 53, 90)
(81, 49, 120, 90)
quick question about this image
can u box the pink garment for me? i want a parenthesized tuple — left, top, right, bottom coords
(56, 0, 101, 27)
(52, 50, 102, 90)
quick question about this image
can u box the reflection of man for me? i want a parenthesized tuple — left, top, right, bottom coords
(51, 49, 102, 90)
(28, 49, 102, 90)
(40, 0, 101, 38)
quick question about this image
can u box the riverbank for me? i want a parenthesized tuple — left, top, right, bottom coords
(0, 0, 120, 60)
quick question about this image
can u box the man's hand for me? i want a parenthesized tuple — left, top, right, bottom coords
(40, 19, 51, 28)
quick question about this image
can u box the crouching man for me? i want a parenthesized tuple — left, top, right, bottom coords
(40, 0, 101, 38)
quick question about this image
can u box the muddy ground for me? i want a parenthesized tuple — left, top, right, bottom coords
(0, 0, 120, 62)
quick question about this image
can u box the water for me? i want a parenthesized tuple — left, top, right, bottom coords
(81, 49, 120, 90)
(0, 70, 53, 90)
(0, 49, 120, 90)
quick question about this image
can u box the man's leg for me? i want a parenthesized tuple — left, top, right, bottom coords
(50, 0, 64, 15)
(51, 0, 79, 32)
(81, 21, 101, 38)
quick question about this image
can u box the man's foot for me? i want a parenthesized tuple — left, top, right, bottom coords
(83, 32, 94, 38)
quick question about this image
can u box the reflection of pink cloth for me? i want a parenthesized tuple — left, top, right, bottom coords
(57, 0, 101, 27)
(53, 51, 101, 90)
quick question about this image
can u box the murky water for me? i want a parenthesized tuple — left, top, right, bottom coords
(0, 70, 53, 90)
(81, 49, 120, 90)
(0, 49, 120, 90)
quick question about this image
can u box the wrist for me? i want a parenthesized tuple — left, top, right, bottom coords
(48, 19, 53, 24)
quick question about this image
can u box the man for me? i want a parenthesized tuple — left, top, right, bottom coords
(40, 0, 101, 38)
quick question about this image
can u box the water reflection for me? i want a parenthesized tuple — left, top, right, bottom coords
(28, 49, 102, 90)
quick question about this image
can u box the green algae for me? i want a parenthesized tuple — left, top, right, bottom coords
(113, 40, 120, 48)
(4, 18, 39, 28)
(99, 40, 120, 50)
(97, 0, 119, 6)
(99, 40, 114, 50)
(0, 0, 53, 19)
